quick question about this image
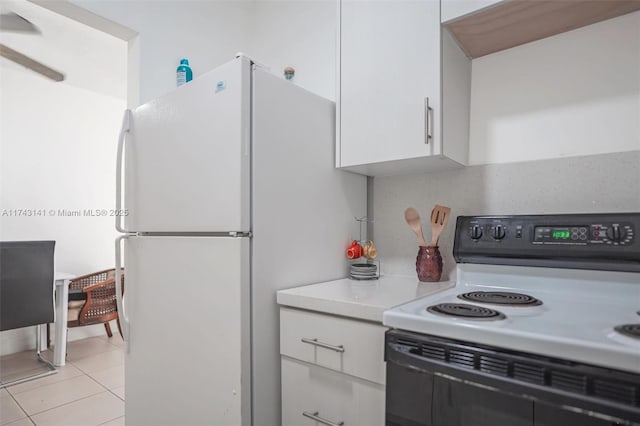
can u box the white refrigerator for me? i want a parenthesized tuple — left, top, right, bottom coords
(114, 56, 366, 426)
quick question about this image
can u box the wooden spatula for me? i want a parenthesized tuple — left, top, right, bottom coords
(429, 205, 451, 247)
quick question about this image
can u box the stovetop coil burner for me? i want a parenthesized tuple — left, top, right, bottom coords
(427, 303, 506, 321)
(614, 324, 640, 339)
(458, 291, 542, 306)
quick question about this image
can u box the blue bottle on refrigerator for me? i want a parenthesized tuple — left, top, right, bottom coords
(176, 58, 192, 86)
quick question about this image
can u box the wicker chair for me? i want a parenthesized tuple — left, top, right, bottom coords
(47, 268, 124, 345)
(69, 268, 124, 337)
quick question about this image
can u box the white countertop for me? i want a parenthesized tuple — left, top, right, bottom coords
(277, 275, 454, 323)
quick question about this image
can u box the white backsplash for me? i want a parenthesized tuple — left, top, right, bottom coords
(372, 151, 640, 280)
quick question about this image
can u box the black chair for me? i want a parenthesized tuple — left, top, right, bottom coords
(0, 241, 57, 387)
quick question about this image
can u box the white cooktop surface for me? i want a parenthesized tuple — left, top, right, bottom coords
(383, 263, 640, 373)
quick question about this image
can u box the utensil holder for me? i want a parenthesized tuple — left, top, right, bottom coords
(416, 246, 442, 282)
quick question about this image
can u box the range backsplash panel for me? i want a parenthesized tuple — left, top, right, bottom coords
(373, 151, 640, 279)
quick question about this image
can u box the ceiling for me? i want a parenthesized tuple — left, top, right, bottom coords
(0, 0, 126, 100)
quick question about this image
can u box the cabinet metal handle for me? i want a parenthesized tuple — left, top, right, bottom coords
(301, 337, 345, 353)
(303, 411, 344, 426)
(424, 97, 433, 145)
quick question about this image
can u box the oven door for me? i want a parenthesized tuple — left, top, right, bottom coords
(385, 330, 639, 426)
(431, 375, 533, 426)
(386, 355, 533, 426)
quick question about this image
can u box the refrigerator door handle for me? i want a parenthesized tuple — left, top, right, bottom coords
(115, 235, 130, 352)
(116, 109, 132, 233)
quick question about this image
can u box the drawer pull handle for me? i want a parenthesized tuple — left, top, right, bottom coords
(303, 411, 344, 426)
(301, 337, 345, 353)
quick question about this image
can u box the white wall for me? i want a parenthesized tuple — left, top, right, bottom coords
(441, 0, 503, 23)
(70, 0, 337, 104)
(249, 1, 336, 101)
(0, 67, 123, 271)
(469, 11, 640, 165)
(71, 0, 253, 105)
(0, 68, 126, 353)
(0, 2, 127, 354)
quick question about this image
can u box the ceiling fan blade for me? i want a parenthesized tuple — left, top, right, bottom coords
(0, 44, 64, 81)
(0, 13, 40, 33)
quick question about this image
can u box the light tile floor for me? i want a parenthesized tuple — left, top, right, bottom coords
(1, 336, 125, 426)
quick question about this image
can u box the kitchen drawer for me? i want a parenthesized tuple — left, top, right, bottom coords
(281, 356, 385, 426)
(280, 307, 387, 384)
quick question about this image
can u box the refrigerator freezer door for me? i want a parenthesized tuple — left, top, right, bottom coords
(125, 58, 251, 232)
(124, 236, 250, 426)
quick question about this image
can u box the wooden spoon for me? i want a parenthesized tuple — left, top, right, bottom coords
(429, 205, 451, 247)
(404, 207, 427, 247)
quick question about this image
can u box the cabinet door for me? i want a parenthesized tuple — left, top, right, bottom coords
(432, 376, 534, 426)
(281, 357, 385, 426)
(339, 0, 441, 168)
(534, 403, 621, 426)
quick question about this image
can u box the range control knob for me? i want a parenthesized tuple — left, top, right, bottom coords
(470, 225, 483, 240)
(606, 225, 626, 242)
(492, 225, 506, 240)
(469, 225, 482, 240)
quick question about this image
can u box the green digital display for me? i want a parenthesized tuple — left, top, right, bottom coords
(552, 230, 571, 239)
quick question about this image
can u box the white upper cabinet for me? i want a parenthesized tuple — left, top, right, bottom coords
(337, 0, 471, 177)
(441, 0, 504, 23)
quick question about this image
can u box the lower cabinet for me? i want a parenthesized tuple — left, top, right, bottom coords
(279, 307, 387, 426)
(281, 357, 385, 426)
